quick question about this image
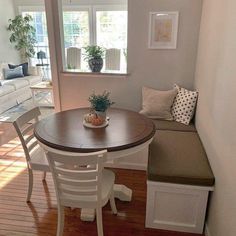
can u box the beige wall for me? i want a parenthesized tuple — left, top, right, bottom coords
(0, 0, 20, 63)
(58, 0, 202, 111)
(194, 0, 236, 236)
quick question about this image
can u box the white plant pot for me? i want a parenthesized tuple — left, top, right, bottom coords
(95, 111, 106, 120)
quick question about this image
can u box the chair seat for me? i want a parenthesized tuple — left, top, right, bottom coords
(30, 146, 50, 172)
(61, 169, 115, 208)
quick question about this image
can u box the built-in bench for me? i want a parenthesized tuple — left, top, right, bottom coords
(145, 120, 215, 234)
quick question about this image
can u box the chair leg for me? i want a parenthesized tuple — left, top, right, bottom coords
(57, 204, 65, 236)
(27, 169, 33, 202)
(42, 171, 47, 181)
(96, 207, 104, 236)
(109, 191, 117, 214)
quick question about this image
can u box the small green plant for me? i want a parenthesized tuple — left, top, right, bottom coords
(67, 64, 76, 70)
(7, 15, 36, 60)
(88, 91, 114, 112)
(84, 45, 105, 61)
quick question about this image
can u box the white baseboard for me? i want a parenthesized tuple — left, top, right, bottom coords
(205, 224, 212, 236)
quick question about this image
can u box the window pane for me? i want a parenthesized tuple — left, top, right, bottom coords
(63, 11, 89, 49)
(62, 11, 90, 70)
(96, 11, 127, 72)
(22, 11, 51, 79)
(96, 11, 127, 49)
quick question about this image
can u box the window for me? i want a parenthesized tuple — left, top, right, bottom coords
(63, 11, 90, 48)
(21, 10, 51, 79)
(60, 3, 128, 74)
(96, 10, 127, 72)
(96, 11, 127, 49)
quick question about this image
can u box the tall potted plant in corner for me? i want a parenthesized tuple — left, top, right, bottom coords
(84, 45, 105, 72)
(7, 15, 36, 62)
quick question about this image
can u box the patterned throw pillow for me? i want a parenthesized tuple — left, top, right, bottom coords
(171, 84, 198, 125)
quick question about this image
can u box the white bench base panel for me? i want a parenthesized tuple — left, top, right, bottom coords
(104, 146, 149, 170)
(145, 181, 214, 234)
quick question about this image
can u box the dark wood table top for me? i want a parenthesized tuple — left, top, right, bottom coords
(34, 108, 155, 153)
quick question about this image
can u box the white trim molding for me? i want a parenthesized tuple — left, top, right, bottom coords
(18, 5, 45, 14)
(205, 224, 212, 236)
(146, 181, 214, 234)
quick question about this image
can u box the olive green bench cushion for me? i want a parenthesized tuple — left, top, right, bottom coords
(152, 119, 196, 132)
(148, 130, 215, 186)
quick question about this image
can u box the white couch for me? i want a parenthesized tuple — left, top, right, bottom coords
(0, 63, 42, 114)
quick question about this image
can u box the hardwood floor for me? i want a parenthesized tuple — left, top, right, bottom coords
(0, 122, 204, 236)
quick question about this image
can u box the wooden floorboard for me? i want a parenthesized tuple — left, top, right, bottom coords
(0, 122, 204, 236)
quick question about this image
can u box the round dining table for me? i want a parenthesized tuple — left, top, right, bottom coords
(34, 108, 155, 221)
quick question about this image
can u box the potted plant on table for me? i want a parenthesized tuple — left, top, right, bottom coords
(84, 45, 105, 72)
(84, 91, 114, 126)
(89, 91, 114, 118)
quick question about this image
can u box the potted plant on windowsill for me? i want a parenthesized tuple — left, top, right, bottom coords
(84, 45, 105, 72)
(88, 91, 114, 121)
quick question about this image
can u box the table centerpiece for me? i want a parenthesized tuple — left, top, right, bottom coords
(83, 91, 114, 127)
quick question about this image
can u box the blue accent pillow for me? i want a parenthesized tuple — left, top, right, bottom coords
(3, 66, 24, 80)
(9, 62, 29, 76)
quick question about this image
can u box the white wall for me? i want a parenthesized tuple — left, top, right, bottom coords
(13, 0, 45, 9)
(57, 0, 202, 111)
(194, 0, 236, 236)
(0, 0, 20, 63)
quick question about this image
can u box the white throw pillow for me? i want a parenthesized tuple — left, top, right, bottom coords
(28, 66, 38, 76)
(140, 86, 178, 120)
(171, 84, 198, 125)
(0, 63, 8, 80)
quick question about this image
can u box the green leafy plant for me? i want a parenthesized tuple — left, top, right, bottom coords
(84, 45, 105, 61)
(67, 64, 76, 70)
(7, 15, 36, 60)
(88, 91, 114, 112)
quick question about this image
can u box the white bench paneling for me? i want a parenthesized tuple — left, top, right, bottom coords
(146, 181, 214, 234)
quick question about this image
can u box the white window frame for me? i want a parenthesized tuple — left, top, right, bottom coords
(59, 4, 128, 72)
(18, 6, 45, 14)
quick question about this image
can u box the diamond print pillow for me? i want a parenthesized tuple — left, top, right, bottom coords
(171, 84, 198, 125)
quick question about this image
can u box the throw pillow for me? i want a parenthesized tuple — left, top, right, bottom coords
(0, 63, 8, 80)
(9, 62, 29, 76)
(140, 86, 178, 120)
(171, 84, 198, 125)
(3, 66, 24, 80)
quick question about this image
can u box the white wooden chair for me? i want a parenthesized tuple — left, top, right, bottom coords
(13, 107, 50, 202)
(105, 48, 121, 71)
(40, 144, 117, 236)
(66, 47, 81, 69)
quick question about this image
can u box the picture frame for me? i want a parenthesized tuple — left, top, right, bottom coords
(148, 11, 179, 49)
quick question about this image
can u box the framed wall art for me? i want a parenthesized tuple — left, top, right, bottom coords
(148, 11, 179, 49)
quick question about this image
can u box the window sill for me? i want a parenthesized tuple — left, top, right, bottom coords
(61, 70, 129, 79)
